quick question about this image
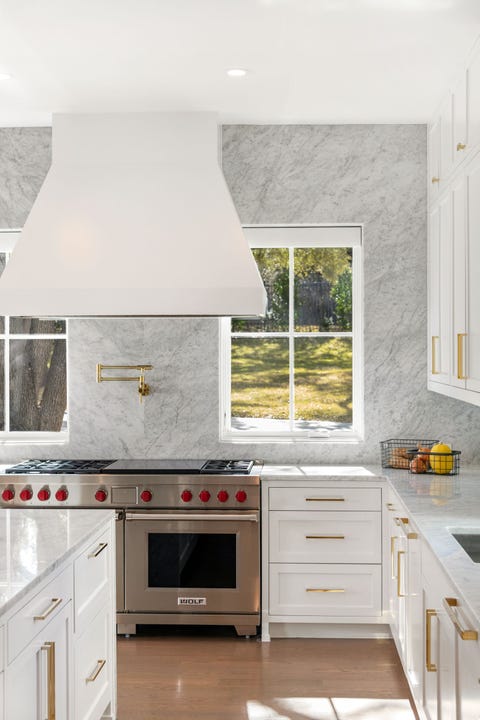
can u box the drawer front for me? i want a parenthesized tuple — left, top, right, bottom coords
(75, 607, 111, 720)
(269, 511, 381, 564)
(269, 564, 382, 616)
(7, 565, 73, 664)
(74, 527, 111, 635)
(269, 487, 381, 512)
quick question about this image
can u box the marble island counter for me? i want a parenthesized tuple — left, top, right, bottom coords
(0, 508, 114, 619)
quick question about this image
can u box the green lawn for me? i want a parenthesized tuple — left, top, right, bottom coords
(231, 337, 352, 423)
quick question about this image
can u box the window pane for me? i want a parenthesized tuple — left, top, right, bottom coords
(232, 248, 289, 332)
(294, 337, 352, 425)
(231, 338, 289, 428)
(10, 318, 66, 334)
(294, 248, 352, 332)
(0, 343, 3, 430)
(0, 253, 6, 334)
(10, 339, 67, 431)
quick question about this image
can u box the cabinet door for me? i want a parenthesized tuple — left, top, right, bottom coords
(423, 583, 440, 720)
(453, 71, 468, 166)
(5, 602, 72, 720)
(457, 628, 480, 720)
(389, 514, 407, 660)
(437, 606, 456, 720)
(429, 119, 441, 199)
(429, 195, 452, 384)
(405, 532, 423, 705)
(440, 95, 454, 181)
(467, 44, 480, 150)
(466, 152, 480, 392)
(451, 176, 467, 388)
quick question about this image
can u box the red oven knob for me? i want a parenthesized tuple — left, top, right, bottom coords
(217, 490, 229, 503)
(95, 489, 108, 503)
(19, 487, 32, 502)
(38, 487, 51, 502)
(2, 487, 14, 501)
(55, 488, 68, 502)
(181, 490, 193, 503)
(141, 489, 153, 503)
(235, 490, 247, 503)
(199, 490, 211, 503)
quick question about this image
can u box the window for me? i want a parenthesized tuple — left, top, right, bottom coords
(221, 226, 363, 441)
(0, 230, 68, 439)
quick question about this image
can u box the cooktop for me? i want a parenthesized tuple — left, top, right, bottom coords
(5, 459, 255, 476)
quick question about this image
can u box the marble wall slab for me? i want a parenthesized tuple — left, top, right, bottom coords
(0, 124, 479, 464)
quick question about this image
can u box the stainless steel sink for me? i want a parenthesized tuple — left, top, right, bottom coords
(452, 533, 480, 563)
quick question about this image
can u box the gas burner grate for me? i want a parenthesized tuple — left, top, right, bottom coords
(200, 460, 254, 475)
(6, 460, 115, 475)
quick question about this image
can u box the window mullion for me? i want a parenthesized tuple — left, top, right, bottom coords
(288, 247, 295, 432)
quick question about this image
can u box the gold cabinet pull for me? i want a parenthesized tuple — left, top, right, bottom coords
(305, 497, 344, 502)
(86, 658, 106, 683)
(397, 550, 406, 598)
(386, 502, 395, 511)
(390, 536, 398, 579)
(431, 176, 440, 184)
(457, 333, 467, 380)
(306, 588, 345, 593)
(426, 609, 437, 672)
(395, 517, 409, 526)
(305, 535, 345, 540)
(34, 597, 62, 621)
(432, 336, 439, 375)
(457, 142, 467, 151)
(41, 641, 56, 720)
(443, 597, 478, 640)
(88, 542, 108, 559)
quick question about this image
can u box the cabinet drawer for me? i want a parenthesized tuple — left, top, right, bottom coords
(75, 607, 111, 720)
(269, 511, 381, 564)
(7, 565, 73, 664)
(269, 564, 382, 616)
(74, 527, 111, 635)
(269, 487, 381, 511)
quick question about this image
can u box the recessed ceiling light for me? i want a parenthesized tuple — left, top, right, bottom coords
(226, 68, 248, 78)
(0, 72, 12, 81)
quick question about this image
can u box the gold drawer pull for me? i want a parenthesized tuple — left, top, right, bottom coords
(305, 497, 344, 502)
(88, 542, 108, 559)
(41, 641, 56, 720)
(397, 551, 406, 598)
(86, 658, 106, 683)
(457, 333, 467, 380)
(34, 597, 62, 621)
(431, 176, 440, 184)
(457, 142, 467, 151)
(395, 517, 409, 526)
(426, 609, 437, 672)
(432, 336, 439, 375)
(305, 535, 345, 540)
(443, 597, 478, 640)
(306, 588, 345, 593)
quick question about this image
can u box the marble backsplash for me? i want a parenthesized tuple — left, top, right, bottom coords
(1, 124, 480, 464)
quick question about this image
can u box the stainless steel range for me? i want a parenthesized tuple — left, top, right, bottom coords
(1, 459, 261, 637)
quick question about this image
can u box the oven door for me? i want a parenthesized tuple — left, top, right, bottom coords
(124, 511, 260, 614)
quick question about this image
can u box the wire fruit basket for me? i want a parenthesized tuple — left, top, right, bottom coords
(380, 439, 461, 475)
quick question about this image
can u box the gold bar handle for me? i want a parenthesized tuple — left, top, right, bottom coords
(86, 659, 106, 683)
(432, 336, 439, 375)
(443, 597, 478, 640)
(305, 497, 345, 502)
(426, 609, 437, 672)
(305, 535, 345, 540)
(397, 550, 406, 598)
(34, 597, 62, 621)
(306, 588, 345, 593)
(41, 641, 56, 720)
(457, 333, 467, 380)
(391, 536, 398, 579)
(457, 142, 467, 151)
(395, 517, 409, 526)
(431, 176, 440, 184)
(88, 542, 108, 559)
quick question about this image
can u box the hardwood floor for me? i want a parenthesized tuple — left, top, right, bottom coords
(117, 627, 418, 720)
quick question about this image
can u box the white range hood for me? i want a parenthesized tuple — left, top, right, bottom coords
(0, 112, 266, 317)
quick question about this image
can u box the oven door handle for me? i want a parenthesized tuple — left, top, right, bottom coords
(125, 512, 259, 522)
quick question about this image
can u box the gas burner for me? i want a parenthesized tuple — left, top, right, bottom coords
(201, 460, 254, 475)
(6, 459, 114, 475)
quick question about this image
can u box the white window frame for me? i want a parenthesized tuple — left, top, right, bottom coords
(220, 224, 364, 443)
(0, 229, 68, 444)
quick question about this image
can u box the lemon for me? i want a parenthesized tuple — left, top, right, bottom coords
(429, 442, 454, 475)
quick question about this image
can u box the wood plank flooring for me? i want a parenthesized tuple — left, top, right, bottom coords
(117, 627, 418, 720)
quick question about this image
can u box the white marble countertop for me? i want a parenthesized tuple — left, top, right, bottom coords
(0, 509, 114, 620)
(261, 463, 480, 626)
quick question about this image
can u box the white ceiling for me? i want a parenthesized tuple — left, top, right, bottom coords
(0, 0, 479, 126)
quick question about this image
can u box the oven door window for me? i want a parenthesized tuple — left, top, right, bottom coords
(148, 532, 236, 589)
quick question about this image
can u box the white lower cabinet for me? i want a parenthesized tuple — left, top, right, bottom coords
(3, 517, 115, 720)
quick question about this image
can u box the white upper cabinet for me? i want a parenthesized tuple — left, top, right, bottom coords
(451, 175, 467, 389)
(453, 71, 468, 166)
(439, 95, 454, 181)
(467, 43, 480, 150)
(429, 119, 441, 199)
(465, 152, 480, 393)
(428, 195, 452, 385)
